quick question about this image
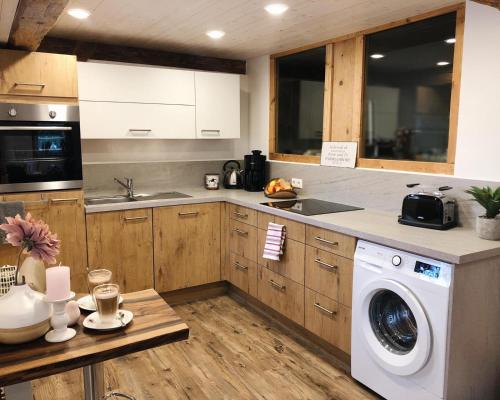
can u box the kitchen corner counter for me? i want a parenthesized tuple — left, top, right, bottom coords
(84, 187, 500, 265)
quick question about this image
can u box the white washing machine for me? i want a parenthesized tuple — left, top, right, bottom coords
(351, 240, 453, 400)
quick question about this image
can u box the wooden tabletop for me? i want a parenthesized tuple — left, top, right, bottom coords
(0, 289, 189, 387)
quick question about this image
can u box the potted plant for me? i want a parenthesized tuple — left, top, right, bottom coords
(465, 186, 500, 240)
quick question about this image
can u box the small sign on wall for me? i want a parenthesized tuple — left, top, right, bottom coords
(320, 141, 358, 168)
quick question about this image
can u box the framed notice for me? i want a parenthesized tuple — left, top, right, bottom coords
(320, 141, 358, 168)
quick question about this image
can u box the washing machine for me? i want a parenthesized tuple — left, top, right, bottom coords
(351, 240, 453, 400)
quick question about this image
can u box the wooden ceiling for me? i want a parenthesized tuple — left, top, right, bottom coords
(48, 0, 463, 60)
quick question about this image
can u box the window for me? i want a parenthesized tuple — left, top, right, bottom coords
(362, 13, 457, 164)
(271, 46, 326, 159)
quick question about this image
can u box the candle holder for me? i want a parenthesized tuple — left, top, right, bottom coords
(44, 291, 76, 343)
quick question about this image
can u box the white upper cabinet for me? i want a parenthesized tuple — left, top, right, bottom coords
(195, 71, 240, 139)
(78, 62, 195, 105)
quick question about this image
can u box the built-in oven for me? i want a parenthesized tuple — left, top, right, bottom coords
(0, 103, 82, 193)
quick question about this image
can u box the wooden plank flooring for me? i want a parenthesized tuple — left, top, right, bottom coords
(32, 295, 377, 400)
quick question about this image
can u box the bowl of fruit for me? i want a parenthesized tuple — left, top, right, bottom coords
(264, 178, 297, 199)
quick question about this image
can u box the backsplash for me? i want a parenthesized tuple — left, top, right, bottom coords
(269, 162, 499, 228)
(83, 160, 226, 194)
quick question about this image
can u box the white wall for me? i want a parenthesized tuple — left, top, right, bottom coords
(454, 1, 500, 181)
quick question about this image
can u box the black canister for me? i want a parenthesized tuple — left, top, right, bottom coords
(244, 150, 266, 192)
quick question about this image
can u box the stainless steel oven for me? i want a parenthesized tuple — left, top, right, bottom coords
(0, 103, 82, 193)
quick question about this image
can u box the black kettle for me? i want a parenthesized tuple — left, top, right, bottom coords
(222, 160, 243, 189)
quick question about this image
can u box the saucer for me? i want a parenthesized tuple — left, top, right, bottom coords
(77, 294, 124, 312)
(83, 310, 133, 331)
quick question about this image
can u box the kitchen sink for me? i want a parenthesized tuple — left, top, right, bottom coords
(85, 192, 191, 206)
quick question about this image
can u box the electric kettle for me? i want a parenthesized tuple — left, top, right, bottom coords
(222, 160, 243, 189)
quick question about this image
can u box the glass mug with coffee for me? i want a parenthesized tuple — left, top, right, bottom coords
(88, 269, 112, 304)
(93, 284, 120, 323)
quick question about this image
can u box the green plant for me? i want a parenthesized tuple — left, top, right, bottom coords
(465, 186, 500, 219)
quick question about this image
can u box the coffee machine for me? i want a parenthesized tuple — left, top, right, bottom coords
(244, 150, 266, 192)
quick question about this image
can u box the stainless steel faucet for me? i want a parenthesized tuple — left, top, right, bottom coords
(114, 177, 134, 198)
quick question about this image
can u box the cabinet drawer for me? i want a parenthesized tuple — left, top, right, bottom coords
(305, 246, 353, 307)
(229, 219, 258, 262)
(306, 225, 356, 259)
(258, 212, 305, 243)
(257, 229, 305, 285)
(229, 204, 257, 226)
(257, 266, 304, 326)
(305, 288, 351, 354)
(229, 252, 257, 297)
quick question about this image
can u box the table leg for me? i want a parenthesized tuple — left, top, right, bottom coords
(83, 363, 105, 400)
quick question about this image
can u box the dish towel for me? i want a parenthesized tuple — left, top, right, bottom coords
(262, 222, 286, 261)
(0, 201, 25, 244)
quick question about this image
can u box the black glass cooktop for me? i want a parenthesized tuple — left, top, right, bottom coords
(260, 198, 363, 216)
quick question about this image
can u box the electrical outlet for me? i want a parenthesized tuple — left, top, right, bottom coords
(291, 178, 303, 189)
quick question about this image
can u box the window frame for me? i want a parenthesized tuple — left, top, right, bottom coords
(268, 3, 465, 174)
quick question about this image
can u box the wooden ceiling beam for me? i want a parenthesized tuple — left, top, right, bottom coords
(8, 0, 69, 51)
(472, 0, 500, 10)
(38, 37, 246, 74)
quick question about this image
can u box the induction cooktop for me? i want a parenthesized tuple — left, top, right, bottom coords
(260, 198, 363, 216)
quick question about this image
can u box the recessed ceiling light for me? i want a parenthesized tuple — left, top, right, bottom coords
(437, 61, 450, 66)
(206, 30, 225, 39)
(265, 3, 289, 15)
(445, 38, 456, 44)
(67, 8, 91, 19)
(370, 54, 385, 59)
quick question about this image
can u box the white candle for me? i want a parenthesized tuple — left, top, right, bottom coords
(46, 266, 71, 301)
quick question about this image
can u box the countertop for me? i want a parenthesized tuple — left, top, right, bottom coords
(84, 187, 500, 265)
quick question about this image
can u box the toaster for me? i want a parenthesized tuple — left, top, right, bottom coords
(398, 186, 458, 230)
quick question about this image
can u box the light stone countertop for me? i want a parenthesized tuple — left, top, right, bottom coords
(84, 187, 500, 265)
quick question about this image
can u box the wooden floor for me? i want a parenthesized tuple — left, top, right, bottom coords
(32, 295, 377, 400)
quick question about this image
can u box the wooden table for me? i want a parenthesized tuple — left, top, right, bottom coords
(0, 289, 189, 399)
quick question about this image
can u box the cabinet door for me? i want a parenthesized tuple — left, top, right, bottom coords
(229, 219, 257, 262)
(86, 209, 154, 293)
(0, 50, 77, 98)
(78, 62, 195, 105)
(43, 191, 88, 293)
(154, 203, 221, 292)
(195, 71, 240, 139)
(79, 101, 196, 139)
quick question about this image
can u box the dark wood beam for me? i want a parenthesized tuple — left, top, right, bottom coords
(472, 0, 500, 10)
(38, 37, 246, 74)
(8, 0, 69, 51)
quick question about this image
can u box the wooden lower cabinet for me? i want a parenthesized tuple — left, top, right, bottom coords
(229, 252, 257, 297)
(305, 287, 351, 354)
(229, 219, 257, 262)
(257, 211, 305, 243)
(305, 225, 356, 259)
(86, 208, 154, 293)
(257, 265, 304, 326)
(154, 203, 221, 292)
(0, 190, 87, 292)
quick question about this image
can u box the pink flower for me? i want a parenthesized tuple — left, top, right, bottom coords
(0, 213, 60, 265)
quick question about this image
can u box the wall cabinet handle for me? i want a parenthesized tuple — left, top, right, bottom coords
(123, 216, 148, 222)
(178, 211, 199, 217)
(314, 258, 338, 272)
(233, 211, 248, 219)
(128, 129, 152, 136)
(50, 198, 79, 204)
(314, 302, 337, 316)
(233, 228, 248, 236)
(14, 82, 46, 88)
(233, 261, 248, 271)
(269, 279, 285, 291)
(314, 236, 339, 246)
(200, 129, 221, 137)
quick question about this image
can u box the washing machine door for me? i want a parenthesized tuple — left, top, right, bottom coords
(358, 278, 431, 376)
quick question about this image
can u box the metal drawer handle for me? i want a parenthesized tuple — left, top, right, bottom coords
(314, 302, 337, 316)
(233, 228, 248, 236)
(128, 129, 152, 136)
(123, 216, 148, 222)
(233, 261, 248, 271)
(178, 211, 199, 217)
(22, 199, 49, 206)
(315, 258, 338, 272)
(50, 198, 79, 204)
(14, 82, 46, 88)
(269, 279, 285, 291)
(233, 211, 248, 219)
(314, 236, 339, 246)
(200, 129, 221, 136)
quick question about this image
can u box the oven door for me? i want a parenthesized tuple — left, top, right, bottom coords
(0, 121, 82, 193)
